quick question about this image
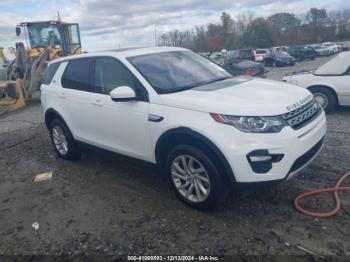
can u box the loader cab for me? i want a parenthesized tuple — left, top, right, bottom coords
(16, 21, 82, 56)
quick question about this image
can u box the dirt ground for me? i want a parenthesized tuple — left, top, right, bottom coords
(0, 56, 349, 259)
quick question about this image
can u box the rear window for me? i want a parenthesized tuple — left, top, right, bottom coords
(61, 58, 92, 91)
(240, 50, 253, 58)
(256, 50, 267, 54)
(42, 62, 60, 85)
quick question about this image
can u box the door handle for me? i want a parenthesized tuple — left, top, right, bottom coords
(91, 99, 103, 106)
(58, 93, 66, 99)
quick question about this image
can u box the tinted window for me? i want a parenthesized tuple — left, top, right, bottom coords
(346, 66, 350, 75)
(94, 57, 144, 95)
(42, 62, 60, 85)
(62, 58, 92, 91)
(128, 51, 231, 94)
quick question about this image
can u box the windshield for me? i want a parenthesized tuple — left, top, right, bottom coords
(128, 51, 232, 94)
(27, 24, 62, 48)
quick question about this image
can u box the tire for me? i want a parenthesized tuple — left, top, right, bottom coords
(309, 86, 337, 113)
(166, 144, 229, 210)
(0, 68, 6, 81)
(49, 119, 81, 161)
(6, 59, 15, 80)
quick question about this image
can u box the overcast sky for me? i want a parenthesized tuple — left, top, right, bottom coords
(1, 0, 349, 54)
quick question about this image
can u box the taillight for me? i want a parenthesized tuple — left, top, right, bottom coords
(242, 70, 256, 76)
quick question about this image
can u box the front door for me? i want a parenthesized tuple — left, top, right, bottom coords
(88, 56, 153, 162)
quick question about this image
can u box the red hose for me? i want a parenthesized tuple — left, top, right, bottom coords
(294, 171, 350, 218)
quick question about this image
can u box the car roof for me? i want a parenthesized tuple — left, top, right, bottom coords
(49, 46, 188, 64)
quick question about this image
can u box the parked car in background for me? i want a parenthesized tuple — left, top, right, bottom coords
(253, 49, 268, 62)
(209, 52, 224, 60)
(209, 51, 225, 65)
(264, 50, 295, 67)
(270, 46, 288, 53)
(41, 47, 326, 209)
(287, 45, 316, 61)
(237, 49, 255, 61)
(223, 50, 266, 77)
(321, 42, 341, 54)
(337, 42, 350, 52)
(283, 51, 350, 113)
(310, 44, 333, 56)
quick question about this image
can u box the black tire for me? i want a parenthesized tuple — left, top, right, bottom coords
(309, 86, 337, 113)
(6, 59, 16, 80)
(166, 144, 229, 210)
(0, 68, 6, 81)
(49, 119, 81, 161)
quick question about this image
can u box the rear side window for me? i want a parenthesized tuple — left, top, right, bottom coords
(42, 62, 60, 85)
(61, 58, 92, 91)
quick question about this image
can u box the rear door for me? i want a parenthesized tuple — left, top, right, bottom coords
(88, 56, 152, 161)
(59, 58, 99, 141)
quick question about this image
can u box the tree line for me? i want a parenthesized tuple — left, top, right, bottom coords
(157, 8, 350, 52)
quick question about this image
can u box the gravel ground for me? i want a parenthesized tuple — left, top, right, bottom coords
(0, 56, 349, 259)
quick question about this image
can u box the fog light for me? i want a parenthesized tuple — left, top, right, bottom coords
(247, 150, 284, 174)
(249, 155, 273, 162)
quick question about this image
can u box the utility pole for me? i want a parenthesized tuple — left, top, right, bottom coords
(154, 24, 157, 46)
(57, 11, 61, 22)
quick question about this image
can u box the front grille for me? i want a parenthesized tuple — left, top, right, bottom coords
(281, 99, 321, 129)
(288, 138, 324, 174)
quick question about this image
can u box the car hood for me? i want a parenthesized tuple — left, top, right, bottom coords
(158, 77, 312, 116)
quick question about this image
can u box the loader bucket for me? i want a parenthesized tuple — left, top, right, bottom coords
(0, 79, 26, 115)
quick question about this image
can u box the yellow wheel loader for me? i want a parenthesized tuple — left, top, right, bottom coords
(0, 20, 82, 115)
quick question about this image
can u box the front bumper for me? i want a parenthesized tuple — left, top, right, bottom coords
(208, 111, 327, 183)
(278, 60, 295, 66)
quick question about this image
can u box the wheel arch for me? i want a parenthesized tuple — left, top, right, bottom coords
(307, 85, 339, 105)
(155, 127, 236, 184)
(44, 108, 69, 129)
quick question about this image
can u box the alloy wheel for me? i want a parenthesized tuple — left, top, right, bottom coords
(314, 93, 329, 110)
(52, 126, 69, 155)
(171, 155, 210, 203)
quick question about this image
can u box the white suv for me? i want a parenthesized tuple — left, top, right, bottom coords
(41, 47, 327, 209)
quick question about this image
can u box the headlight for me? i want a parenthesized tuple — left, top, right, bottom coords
(211, 114, 287, 133)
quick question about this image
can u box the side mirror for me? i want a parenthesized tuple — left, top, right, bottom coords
(110, 86, 137, 102)
(16, 26, 21, 36)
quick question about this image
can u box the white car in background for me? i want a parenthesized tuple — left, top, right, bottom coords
(283, 51, 350, 113)
(321, 42, 341, 54)
(310, 44, 333, 56)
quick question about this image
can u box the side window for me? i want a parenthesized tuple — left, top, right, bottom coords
(346, 66, 350, 75)
(42, 62, 60, 85)
(94, 57, 145, 96)
(62, 58, 92, 91)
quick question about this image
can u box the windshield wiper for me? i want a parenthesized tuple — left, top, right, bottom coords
(163, 76, 233, 94)
(203, 76, 232, 85)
